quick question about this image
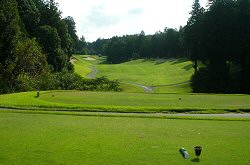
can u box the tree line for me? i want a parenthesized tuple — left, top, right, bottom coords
(187, 0, 250, 94)
(0, 0, 119, 94)
(88, 28, 187, 64)
(88, 0, 250, 94)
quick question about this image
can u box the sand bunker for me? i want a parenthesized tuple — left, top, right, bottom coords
(70, 58, 77, 63)
(84, 57, 96, 61)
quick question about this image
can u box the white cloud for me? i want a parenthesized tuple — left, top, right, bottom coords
(57, 0, 208, 42)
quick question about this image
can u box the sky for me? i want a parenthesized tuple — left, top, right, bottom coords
(57, 0, 207, 42)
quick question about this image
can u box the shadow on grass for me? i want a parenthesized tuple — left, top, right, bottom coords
(182, 64, 193, 71)
(98, 60, 110, 64)
(170, 58, 187, 65)
(191, 158, 200, 162)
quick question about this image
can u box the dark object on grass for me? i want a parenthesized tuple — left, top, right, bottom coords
(194, 146, 202, 157)
(37, 91, 40, 98)
(180, 148, 190, 159)
(191, 158, 200, 162)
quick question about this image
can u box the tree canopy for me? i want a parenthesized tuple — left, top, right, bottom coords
(0, 0, 84, 93)
(187, 0, 250, 93)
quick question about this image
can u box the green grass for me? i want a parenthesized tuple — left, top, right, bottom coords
(96, 58, 194, 86)
(73, 55, 194, 93)
(72, 55, 93, 78)
(120, 83, 145, 93)
(153, 83, 192, 93)
(1, 56, 248, 165)
(0, 112, 250, 164)
(0, 91, 249, 113)
(73, 55, 144, 93)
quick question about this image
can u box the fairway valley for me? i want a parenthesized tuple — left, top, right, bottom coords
(74, 55, 194, 93)
(1, 0, 250, 164)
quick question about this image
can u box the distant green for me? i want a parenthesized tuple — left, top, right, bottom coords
(0, 112, 250, 164)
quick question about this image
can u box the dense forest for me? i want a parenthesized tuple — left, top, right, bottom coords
(0, 0, 120, 94)
(188, 0, 250, 94)
(88, 0, 250, 94)
(87, 28, 186, 63)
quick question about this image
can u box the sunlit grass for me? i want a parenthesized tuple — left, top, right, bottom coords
(96, 58, 194, 86)
(73, 55, 92, 78)
(0, 112, 250, 164)
(119, 83, 145, 93)
(153, 83, 192, 93)
(73, 55, 194, 93)
(0, 91, 249, 113)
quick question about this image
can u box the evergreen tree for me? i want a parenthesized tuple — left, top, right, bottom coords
(185, 0, 203, 73)
(236, 0, 250, 93)
(17, 0, 40, 36)
(63, 16, 78, 51)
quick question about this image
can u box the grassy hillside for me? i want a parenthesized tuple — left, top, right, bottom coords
(0, 91, 249, 113)
(73, 55, 194, 93)
(96, 58, 193, 86)
(72, 55, 93, 78)
(1, 112, 250, 164)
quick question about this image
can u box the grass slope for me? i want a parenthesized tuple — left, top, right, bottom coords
(0, 112, 250, 164)
(0, 91, 249, 113)
(73, 55, 194, 93)
(72, 55, 92, 78)
(73, 55, 148, 93)
(96, 58, 194, 86)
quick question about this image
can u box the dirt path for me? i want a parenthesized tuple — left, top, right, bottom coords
(1, 108, 250, 119)
(124, 81, 191, 93)
(160, 113, 250, 118)
(88, 66, 98, 78)
(86, 65, 153, 92)
(123, 82, 154, 93)
(151, 81, 190, 88)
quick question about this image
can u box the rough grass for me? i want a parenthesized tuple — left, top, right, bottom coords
(0, 112, 250, 164)
(0, 91, 249, 113)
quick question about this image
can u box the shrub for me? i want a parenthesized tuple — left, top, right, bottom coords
(39, 73, 121, 92)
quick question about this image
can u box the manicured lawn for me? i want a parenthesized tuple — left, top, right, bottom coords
(153, 83, 192, 93)
(73, 55, 194, 93)
(96, 58, 194, 86)
(73, 55, 93, 78)
(0, 112, 250, 164)
(120, 83, 145, 93)
(0, 91, 249, 113)
(39, 91, 250, 109)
